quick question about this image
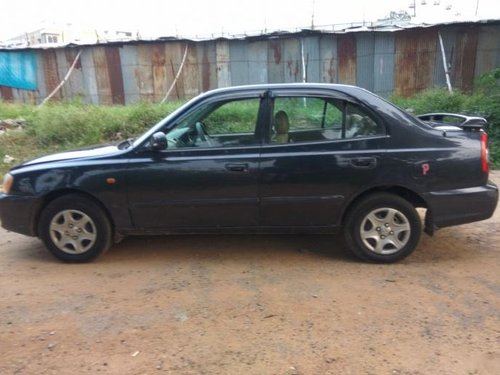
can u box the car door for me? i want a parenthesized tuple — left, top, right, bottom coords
(259, 90, 387, 228)
(126, 94, 264, 229)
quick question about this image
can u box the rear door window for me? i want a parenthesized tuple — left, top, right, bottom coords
(270, 96, 384, 144)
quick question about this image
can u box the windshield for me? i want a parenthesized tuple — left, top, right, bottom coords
(131, 95, 203, 148)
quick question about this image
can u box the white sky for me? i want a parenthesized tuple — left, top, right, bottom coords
(1, 0, 499, 40)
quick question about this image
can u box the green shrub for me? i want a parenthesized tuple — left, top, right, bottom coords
(390, 88, 466, 114)
(390, 68, 500, 168)
(0, 101, 181, 176)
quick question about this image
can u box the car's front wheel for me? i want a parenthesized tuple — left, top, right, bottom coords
(38, 194, 112, 262)
(344, 193, 422, 263)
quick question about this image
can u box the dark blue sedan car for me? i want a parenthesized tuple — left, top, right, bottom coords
(0, 84, 498, 262)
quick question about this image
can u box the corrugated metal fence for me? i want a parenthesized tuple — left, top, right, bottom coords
(1, 22, 499, 104)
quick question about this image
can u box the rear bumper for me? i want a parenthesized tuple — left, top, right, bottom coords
(0, 194, 41, 236)
(423, 181, 498, 230)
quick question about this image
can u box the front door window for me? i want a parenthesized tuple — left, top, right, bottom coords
(167, 98, 261, 149)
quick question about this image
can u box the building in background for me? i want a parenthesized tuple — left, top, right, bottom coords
(2, 23, 135, 48)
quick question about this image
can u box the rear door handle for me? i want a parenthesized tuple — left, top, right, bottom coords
(225, 163, 249, 172)
(350, 157, 377, 169)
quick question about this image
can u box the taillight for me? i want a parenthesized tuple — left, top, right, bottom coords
(480, 131, 489, 174)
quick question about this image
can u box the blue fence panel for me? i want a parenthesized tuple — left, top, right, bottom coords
(0, 51, 38, 90)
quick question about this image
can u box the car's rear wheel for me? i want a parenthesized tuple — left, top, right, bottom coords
(344, 193, 422, 262)
(38, 194, 112, 262)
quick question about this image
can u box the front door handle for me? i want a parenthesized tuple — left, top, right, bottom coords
(225, 163, 249, 172)
(350, 157, 377, 169)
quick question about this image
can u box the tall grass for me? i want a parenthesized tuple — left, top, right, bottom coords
(0, 101, 181, 176)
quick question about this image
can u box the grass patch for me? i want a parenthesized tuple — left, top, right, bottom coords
(0, 101, 181, 176)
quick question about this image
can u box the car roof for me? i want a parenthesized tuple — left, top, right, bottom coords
(202, 83, 369, 96)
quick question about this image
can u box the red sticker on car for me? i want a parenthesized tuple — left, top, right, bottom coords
(422, 163, 430, 176)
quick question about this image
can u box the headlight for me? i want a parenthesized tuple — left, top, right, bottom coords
(2, 173, 13, 194)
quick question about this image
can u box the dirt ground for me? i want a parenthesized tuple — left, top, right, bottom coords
(0, 173, 499, 375)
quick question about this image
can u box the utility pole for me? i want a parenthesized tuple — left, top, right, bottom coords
(311, 0, 316, 29)
(410, 0, 416, 17)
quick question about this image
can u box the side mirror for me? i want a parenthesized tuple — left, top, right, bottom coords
(150, 132, 167, 150)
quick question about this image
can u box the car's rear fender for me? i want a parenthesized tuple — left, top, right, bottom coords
(340, 185, 427, 224)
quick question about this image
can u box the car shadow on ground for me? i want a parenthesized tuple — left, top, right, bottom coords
(4, 227, 490, 266)
(101, 233, 358, 264)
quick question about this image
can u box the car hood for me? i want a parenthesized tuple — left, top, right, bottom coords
(19, 144, 120, 167)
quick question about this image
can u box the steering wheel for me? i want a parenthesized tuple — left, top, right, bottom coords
(195, 121, 213, 146)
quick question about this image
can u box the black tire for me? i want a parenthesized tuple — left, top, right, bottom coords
(344, 193, 422, 263)
(38, 194, 112, 262)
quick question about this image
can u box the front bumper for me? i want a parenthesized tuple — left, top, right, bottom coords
(0, 194, 41, 236)
(423, 181, 499, 230)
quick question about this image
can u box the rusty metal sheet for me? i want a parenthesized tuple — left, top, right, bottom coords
(229, 41, 249, 86)
(302, 36, 320, 83)
(54, 49, 70, 100)
(395, 32, 417, 97)
(12, 88, 26, 104)
(338, 34, 356, 85)
(105, 46, 125, 104)
(357, 32, 397, 97)
(92, 47, 113, 105)
(319, 35, 337, 83)
(416, 30, 437, 93)
(34, 53, 47, 104)
(150, 43, 167, 102)
(283, 38, 300, 83)
(25, 89, 38, 104)
(474, 26, 500, 80)
(135, 44, 154, 102)
(248, 40, 268, 84)
(267, 39, 284, 83)
(11, 88, 21, 103)
(164, 42, 186, 100)
(64, 48, 84, 100)
(216, 41, 231, 88)
(373, 33, 395, 97)
(395, 31, 417, 97)
(183, 42, 200, 98)
(395, 29, 436, 97)
(197, 41, 217, 92)
(119, 45, 139, 104)
(53, 48, 84, 100)
(0, 86, 14, 102)
(80, 48, 99, 104)
(41, 49, 61, 101)
(432, 27, 454, 90)
(7, 87, 38, 104)
(356, 33, 375, 91)
(452, 27, 479, 93)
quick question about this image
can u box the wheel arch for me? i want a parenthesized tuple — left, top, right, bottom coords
(341, 186, 427, 226)
(33, 189, 115, 237)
